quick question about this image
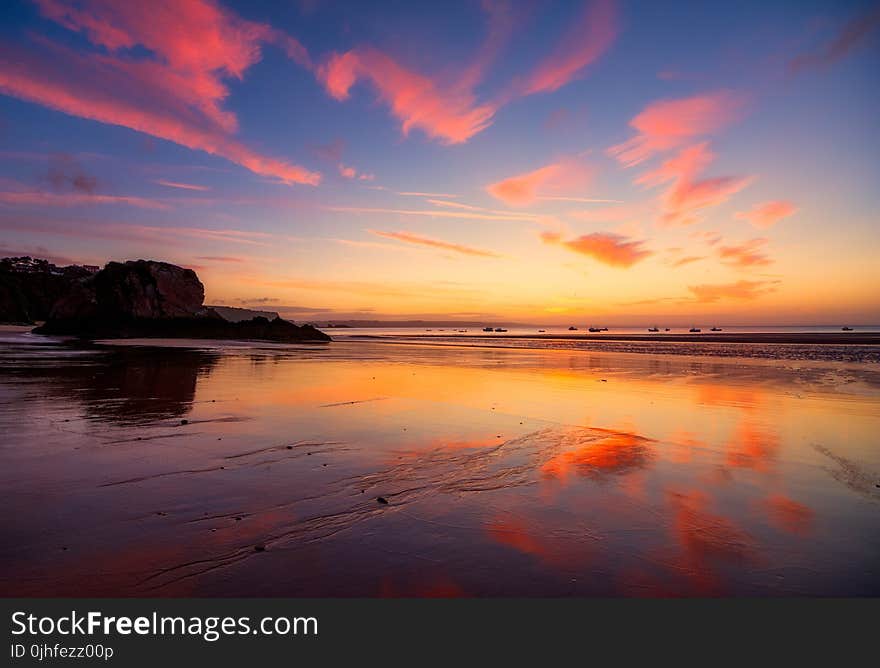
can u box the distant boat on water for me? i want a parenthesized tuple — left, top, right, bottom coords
(538, 329, 546, 332)
(664, 328, 671, 331)
(710, 327, 722, 331)
(483, 327, 494, 332)
(569, 326, 578, 331)
(648, 327, 659, 332)
(588, 327, 601, 332)
(495, 327, 507, 332)
(690, 327, 701, 333)
(842, 326, 854, 331)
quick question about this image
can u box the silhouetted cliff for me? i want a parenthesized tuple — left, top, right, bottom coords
(0, 257, 93, 324)
(32, 259, 330, 343)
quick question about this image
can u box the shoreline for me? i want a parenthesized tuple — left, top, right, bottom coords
(344, 332, 880, 345)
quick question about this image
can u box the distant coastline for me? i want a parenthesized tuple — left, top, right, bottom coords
(372, 331, 880, 345)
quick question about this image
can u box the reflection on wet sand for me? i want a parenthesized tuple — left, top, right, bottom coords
(0, 334, 878, 596)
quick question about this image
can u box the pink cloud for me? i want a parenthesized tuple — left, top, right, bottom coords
(541, 231, 653, 268)
(735, 200, 797, 229)
(688, 280, 777, 303)
(519, 0, 618, 95)
(368, 230, 502, 258)
(486, 159, 595, 207)
(608, 91, 747, 167)
(718, 238, 773, 268)
(317, 47, 496, 145)
(0, 1, 319, 185)
(637, 143, 752, 227)
(337, 163, 374, 181)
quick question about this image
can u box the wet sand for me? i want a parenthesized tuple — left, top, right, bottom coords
(0, 329, 878, 596)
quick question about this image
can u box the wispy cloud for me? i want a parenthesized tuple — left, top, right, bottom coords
(541, 231, 653, 268)
(368, 230, 502, 258)
(637, 142, 752, 227)
(316, 1, 616, 145)
(688, 280, 778, 302)
(537, 196, 622, 204)
(397, 191, 458, 198)
(671, 255, 705, 268)
(788, 6, 880, 76)
(608, 90, 747, 167)
(316, 47, 496, 145)
(718, 238, 773, 268)
(735, 200, 797, 229)
(325, 205, 542, 223)
(0, 189, 168, 210)
(195, 255, 245, 263)
(156, 179, 211, 192)
(486, 158, 594, 207)
(0, 1, 319, 184)
(0, 214, 275, 247)
(517, 0, 618, 95)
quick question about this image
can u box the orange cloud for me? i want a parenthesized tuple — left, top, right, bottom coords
(608, 91, 747, 166)
(0, 1, 319, 185)
(688, 280, 777, 303)
(519, 0, 618, 95)
(317, 47, 496, 144)
(541, 231, 653, 268)
(368, 230, 502, 258)
(671, 255, 704, 268)
(718, 238, 772, 268)
(638, 143, 752, 227)
(735, 200, 797, 229)
(486, 159, 594, 206)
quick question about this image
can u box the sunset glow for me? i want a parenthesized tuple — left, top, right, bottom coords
(1, 0, 878, 325)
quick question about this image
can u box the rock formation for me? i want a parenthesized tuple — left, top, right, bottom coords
(33, 259, 330, 343)
(0, 257, 93, 324)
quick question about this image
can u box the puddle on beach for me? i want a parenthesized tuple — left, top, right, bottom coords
(0, 332, 878, 596)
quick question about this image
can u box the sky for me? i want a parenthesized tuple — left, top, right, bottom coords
(0, 0, 878, 326)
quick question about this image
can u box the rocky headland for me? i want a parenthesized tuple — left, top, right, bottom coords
(27, 259, 329, 343)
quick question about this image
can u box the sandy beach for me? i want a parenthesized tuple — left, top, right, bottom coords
(0, 327, 878, 597)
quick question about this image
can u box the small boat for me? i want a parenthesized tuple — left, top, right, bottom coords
(495, 327, 507, 332)
(664, 328, 670, 332)
(538, 329, 546, 333)
(600, 327, 608, 331)
(588, 327, 601, 333)
(568, 326, 578, 331)
(648, 327, 659, 332)
(710, 327, 722, 332)
(689, 327, 701, 333)
(483, 327, 494, 332)
(842, 326, 854, 331)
